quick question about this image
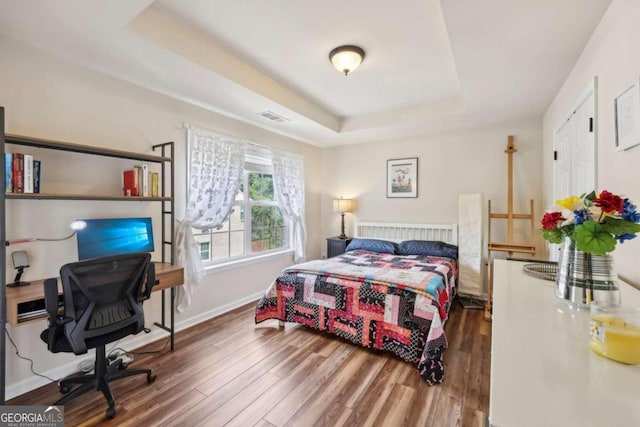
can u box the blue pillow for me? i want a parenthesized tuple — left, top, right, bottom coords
(398, 240, 458, 260)
(345, 238, 399, 254)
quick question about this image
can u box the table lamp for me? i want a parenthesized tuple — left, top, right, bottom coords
(333, 197, 354, 239)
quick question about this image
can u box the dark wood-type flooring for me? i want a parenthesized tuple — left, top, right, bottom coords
(9, 298, 491, 426)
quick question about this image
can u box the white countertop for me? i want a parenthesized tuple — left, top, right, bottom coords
(489, 259, 640, 427)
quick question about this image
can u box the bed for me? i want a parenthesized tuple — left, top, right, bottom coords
(255, 222, 458, 385)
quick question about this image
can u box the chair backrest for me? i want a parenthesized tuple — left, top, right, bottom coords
(59, 252, 153, 354)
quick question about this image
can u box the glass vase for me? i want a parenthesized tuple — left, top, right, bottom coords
(555, 237, 621, 308)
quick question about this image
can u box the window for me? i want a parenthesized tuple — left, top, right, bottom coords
(198, 241, 210, 261)
(192, 148, 290, 265)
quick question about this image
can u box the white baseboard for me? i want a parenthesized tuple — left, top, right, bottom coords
(6, 291, 264, 400)
(173, 291, 263, 332)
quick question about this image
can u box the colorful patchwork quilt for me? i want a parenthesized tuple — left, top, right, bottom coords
(255, 249, 457, 385)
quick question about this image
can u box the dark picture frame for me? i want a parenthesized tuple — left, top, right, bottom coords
(387, 157, 418, 198)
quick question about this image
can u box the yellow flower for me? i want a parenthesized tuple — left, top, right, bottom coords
(556, 196, 581, 211)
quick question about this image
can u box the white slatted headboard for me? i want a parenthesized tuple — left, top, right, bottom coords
(354, 221, 458, 245)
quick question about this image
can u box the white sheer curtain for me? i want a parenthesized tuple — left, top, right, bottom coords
(175, 127, 246, 311)
(271, 149, 306, 263)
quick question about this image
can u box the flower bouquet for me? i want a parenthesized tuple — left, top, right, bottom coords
(541, 190, 640, 255)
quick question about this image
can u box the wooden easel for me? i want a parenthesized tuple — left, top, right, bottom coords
(485, 136, 536, 320)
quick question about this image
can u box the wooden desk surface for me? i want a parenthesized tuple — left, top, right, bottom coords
(5, 262, 183, 325)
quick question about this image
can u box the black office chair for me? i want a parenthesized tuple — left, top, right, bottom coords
(41, 252, 158, 419)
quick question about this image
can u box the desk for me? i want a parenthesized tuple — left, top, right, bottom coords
(490, 259, 640, 427)
(5, 263, 183, 349)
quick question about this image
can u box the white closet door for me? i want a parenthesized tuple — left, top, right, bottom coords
(571, 95, 596, 195)
(554, 118, 572, 203)
(552, 80, 597, 260)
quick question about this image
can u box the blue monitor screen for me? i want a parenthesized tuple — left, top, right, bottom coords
(76, 217, 154, 260)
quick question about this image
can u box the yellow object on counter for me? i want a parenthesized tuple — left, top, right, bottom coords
(590, 315, 640, 365)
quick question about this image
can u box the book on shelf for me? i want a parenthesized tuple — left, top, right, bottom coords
(150, 172, 159, 197)
(33, 160, 41, 193)
(5, 152, 12, 193)
(131, 163, 151, 197)
(141, 164, 149, 197)
(12, 153, 24, 193)
(23, 154, 34, 193)
(134, 165, 143, 196)
(123, 169, 139, 196)
(5, 153, 41, 193)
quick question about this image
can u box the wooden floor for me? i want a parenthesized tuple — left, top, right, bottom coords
(9, 299, 491, 426)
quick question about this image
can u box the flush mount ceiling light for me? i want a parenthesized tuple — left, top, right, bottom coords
(329, 45, 365, 76)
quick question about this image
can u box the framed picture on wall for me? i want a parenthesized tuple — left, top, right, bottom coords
(614, 79, 640, 152)
(387, 157, 418, 198)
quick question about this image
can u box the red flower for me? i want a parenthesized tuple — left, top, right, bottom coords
(594, 190, 623, 213)
(541, 212, 565, 230)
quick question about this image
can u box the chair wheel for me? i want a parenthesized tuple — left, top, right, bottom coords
(147, 372, 157, 383)
(118, 361, 129, 370)
(106, 407, 117, 419)
(59, 384, 71, 394)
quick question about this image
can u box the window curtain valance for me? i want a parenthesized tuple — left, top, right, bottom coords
(175, 127, 246, 311)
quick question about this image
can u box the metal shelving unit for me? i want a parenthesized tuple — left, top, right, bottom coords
(0, 107, 175, 403)
(1, 107, 7, 405)
(151, 142, 175, 350)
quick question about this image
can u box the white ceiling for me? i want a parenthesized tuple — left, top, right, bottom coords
(0, 0, 612, 147)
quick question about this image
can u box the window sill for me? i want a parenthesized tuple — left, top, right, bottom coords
(203, 249, 295, 274)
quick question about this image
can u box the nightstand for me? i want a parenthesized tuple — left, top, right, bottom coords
(326, 237, 352, 258)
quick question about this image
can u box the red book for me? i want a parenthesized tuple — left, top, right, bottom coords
(12, 153, 24, 193)
(123, 169, 139, 196)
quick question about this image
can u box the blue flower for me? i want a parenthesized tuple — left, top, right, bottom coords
(573, 208, 588, 225)
(622, 198, 640, 223)
(616, 233, 637, 244)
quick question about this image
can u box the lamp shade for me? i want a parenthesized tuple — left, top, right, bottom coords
(329, 45, 365, 76)
(333, 198, 354, 213)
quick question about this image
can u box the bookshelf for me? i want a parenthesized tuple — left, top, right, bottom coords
(4, 133, 172, 201)
(0, 106, 176, 403)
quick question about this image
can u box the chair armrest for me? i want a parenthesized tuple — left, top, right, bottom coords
(43, 278, 60, 318)
(139, 263, 158, 301)
(43, 278, 73, 326)
(43, 278, 74, 352)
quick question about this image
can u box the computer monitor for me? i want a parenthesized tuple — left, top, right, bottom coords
(75, 217, 154, 260)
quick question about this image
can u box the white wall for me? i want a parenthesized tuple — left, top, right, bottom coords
(0, 38, 322, 398)
(543, 0, 640, 287)
(320, 119, 544, 266)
